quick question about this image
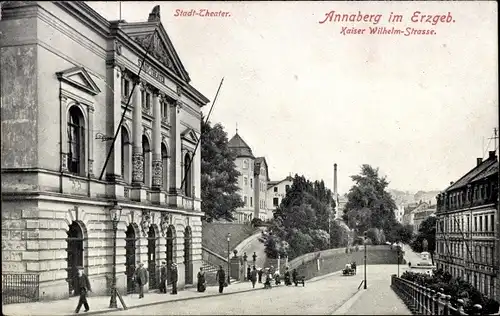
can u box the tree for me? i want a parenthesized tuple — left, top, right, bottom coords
(342, 165, 398, 236)
(329, 220, 350, 248)
(410, 216, 437, 264)
(200, 119, 244, 222)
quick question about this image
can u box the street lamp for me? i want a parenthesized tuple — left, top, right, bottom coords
(227, 233, 231, 285)
(243, 252, 248, 281)
(109, 202, 123, 308)
(397, 242, 401, 277)
(252, 252, 257, 265)
(363, 231, 367, 290)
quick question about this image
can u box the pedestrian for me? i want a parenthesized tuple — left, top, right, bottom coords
(250, 266, 257, 288)
(258, 268, 263, 283)
(292, 269, 298, 286)
(247, 266, 251, 281)
(170, 263, 178, 294)
(264, 268, 272, 289)
(274, 270, 281, 285)
(159, 261, 167, 293)
(284, 267, 291, 286)
(74, 267, 91, 314)
(215, 265, 226, 294)
(408, 261, 412, 268)
(197, 267, 206, 292)
(134, 262, 148, 299)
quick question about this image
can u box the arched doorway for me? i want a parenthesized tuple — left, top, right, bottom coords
(184, 227, 193, 284)
(166, 225, 175, 285)
(147, 225, 157, 289)
(161, 143, 168, 191)
(66, 221, 84, 296)
(125, 224, 137, 294)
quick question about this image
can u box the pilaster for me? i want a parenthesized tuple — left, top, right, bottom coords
(105, 64, 122, 180)
(168, 100, 183, 206)
(131, 79, 146, 201)
(60, 96, 69, 173)
(88, 105, 95, 178)
(152, 90, 162, 189)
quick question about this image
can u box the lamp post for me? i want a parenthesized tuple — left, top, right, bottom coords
(363, 231, 367, 290)
(243, 252, 248, 281)
(397, 242, 401, 277)
(227, 233, 231, 285)
(109, 202, 123, 308)
(252, 251, 257, 265)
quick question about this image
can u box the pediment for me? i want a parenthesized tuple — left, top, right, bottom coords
(56, 67, 101, 96)
(181, 128, 199, 145)
(121, 22, 191, 83)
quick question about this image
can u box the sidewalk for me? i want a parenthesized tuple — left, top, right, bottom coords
(2, 281, 263, 316)
(332, 266, 412, 315)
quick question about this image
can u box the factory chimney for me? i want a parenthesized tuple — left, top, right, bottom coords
(334, 163, 338, 196)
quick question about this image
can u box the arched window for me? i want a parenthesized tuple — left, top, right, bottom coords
(121, 127, 131, 183)
(161, 143, 168, 191)
(68, 106, 85, 175)
(184, 153, 192, 197)
(142, 135, 151, 187)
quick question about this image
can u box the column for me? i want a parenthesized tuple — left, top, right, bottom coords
(106, 64, 122, 181)
(168, 99, 183, 206)
(132, 79, 144, 185)
(88, 105, 95, 179)
(152, 90, 162, 189)
(193, 135, 201, 211)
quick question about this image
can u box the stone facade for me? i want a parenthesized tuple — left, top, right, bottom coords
(0, 2, 209, 301)
(267, 176, 293, 217)
(434, 151, 498, 300)
(227, 133, 270, 223)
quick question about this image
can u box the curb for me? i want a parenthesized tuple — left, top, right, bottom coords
(60, 285, 264, 316)
(330, 288, 365, 315)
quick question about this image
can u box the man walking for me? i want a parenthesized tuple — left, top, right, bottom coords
(250, 266, 257, 288)
(215, 265, 226, 294)
(170, 263, 178, 295)
(135, 262, 148, 299)
(159, 261, 167, 293)
(74, 267, 91, 314)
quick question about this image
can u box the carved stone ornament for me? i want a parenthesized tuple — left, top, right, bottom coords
(176, 85, 182, 96)
(61, 152, 69, 172)
(133, 33, 174, 70)
(140, 210, 152, 237)
(115, 40, 122, 56)
(152, 160, 163, 187)
(160, 213, 173, 237)
(132, 152, 144, 183)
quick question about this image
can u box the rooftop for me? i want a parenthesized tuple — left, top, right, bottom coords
(444, 152, 497, 192)
(228, 133, 255, 158)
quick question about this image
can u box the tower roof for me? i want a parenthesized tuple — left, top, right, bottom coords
(228, 133, 255, 158)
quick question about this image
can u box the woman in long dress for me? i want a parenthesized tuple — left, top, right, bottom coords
(197, 267, 206, 292)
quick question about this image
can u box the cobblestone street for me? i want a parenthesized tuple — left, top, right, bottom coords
(106, 265, 408, 315)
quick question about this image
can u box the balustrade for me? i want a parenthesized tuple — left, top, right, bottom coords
(391, 275, 484, 315)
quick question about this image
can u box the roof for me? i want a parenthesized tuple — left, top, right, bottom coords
(444, 155, 497, 192)
(228, 133, 255, 158)
(267, 176, 293, 188)
(254, 157, 270, 181)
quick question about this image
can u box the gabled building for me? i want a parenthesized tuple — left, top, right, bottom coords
(435, 151, 498, 299)
(267, 175, 293, 216)
(1, 2, 209, 300)
(228, 133, 270, 222)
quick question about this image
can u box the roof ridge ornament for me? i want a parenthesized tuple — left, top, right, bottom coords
(148, 5, 161, 23)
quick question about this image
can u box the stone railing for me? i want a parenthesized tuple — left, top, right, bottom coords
(182, 197, 194, 210)
(202, 246, 228, 269)
(391, 274, 484, 315)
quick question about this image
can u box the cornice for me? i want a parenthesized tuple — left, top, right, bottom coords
(54, 2, 111, 39)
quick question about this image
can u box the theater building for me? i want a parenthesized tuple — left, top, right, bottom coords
(435, 151, 498, 299)
(1, 2, 209, 300)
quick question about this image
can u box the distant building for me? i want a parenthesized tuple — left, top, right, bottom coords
(413, 206, 436, 233)
(394, 205, 405, 223)
(435, 151, 498, 300)
(267, 176, 293, 217)
(228, 132, 270, 223)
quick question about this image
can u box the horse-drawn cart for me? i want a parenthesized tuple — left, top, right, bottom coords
(342, 262, 357, 276)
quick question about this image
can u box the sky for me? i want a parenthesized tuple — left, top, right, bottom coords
(87, 1, 498, 195)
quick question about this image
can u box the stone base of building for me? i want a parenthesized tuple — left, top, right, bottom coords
(1, 194, 203, 301)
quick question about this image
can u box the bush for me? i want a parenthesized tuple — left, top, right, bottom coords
(400, 269, 499, 314)
(251, 218, 263, 227)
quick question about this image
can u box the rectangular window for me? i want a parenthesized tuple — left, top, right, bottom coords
(479, 216, 483, 231)
(273, 198, 279, 206)
(244, 177, 248, 186)
(285, 185, 290, 192)
(474, 217, 478, 231)
(244, 196, 248, 206)
(122, 78, 130, 99)
(485, 216, 488, 232)
(250, 178, 253, 188)
(274, 187, 278, 193)
(491, 215, 495, 231)
(161, 102, 168, 120)
(250, 197, 253, 207)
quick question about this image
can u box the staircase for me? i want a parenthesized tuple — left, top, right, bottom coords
(201, 260, 237, 283)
